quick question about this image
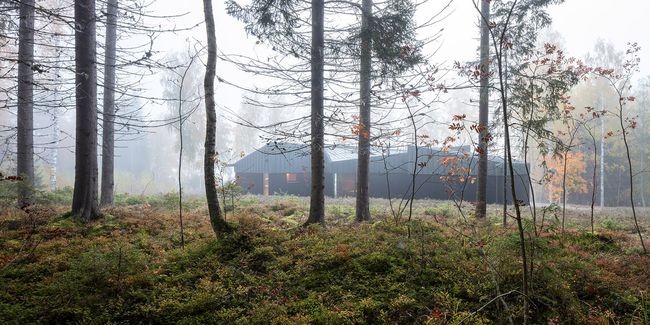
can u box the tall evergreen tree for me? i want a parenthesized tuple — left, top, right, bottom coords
(226, 0, 423, 225)
(17, 0, 35, 207)
(475, 0, 565, 221)
(100, 0, 118, 207)
(72, 0, 100, 220)
(305, 0, 326, 225)
(355, 0, 372, 222)
(475, 0, 490, 219)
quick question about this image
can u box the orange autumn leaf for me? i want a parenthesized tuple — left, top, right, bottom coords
(351, 123, 369, 139)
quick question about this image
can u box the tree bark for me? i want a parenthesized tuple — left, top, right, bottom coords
(502, 49, 508, 227)
(493, 1, 528, 321)
(522, 80, 537, 235)
(100, 0, 118, 207)
(48, 14, 64, 192)
(587, 128, 597, 234)
(600, 97, 605, 208)
(49, 112, 59, 191)
(176, 54, 196, 249)
(501, 66, 529, 325)
(355, 0, 372, 222)
(72, 0, 100, 220)
(561, 149, 568, 233)
(203, 0, 230, 234)
(17, 0, 35, 207)
(618, 98, 646, 253)
(561, 126, 579, 236)
(304, 0, 326, 225)
(639, 117, 646, 208)
(475, 0, 490, 219)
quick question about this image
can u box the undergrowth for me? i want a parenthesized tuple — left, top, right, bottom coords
(0, 199, 648, 324)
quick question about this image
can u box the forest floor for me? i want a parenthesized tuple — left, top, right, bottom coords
(1, 192, 649, 324)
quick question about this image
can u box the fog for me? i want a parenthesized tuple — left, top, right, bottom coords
(2, 0, 650, 205)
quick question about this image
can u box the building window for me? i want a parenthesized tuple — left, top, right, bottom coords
(286, 173, 298, 183)
(263, 173, 269, 196)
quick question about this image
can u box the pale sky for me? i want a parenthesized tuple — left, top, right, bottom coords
(431, 0, 650, 76)
(548, 0, 650, 77)
(149, 0, 650, 111)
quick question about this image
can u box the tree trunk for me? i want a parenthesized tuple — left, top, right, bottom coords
(561, 150, 568, 234)
(500, 51, 529, 325)
(355, 0, 372, 222)
(475, 0, 490, 219)
(100, 0, 118, 207)
(49, 111, 59, 191)
(203, 0, 230, 234)
(49, 12, 64, 192)
(639, 117, 646, 208)
(176, 54, 196, 249)
(561, 127, 578, 236)
(522, 82, 537, 235)
(618, 101, 646, 253)
(304, 0, 325, 225)
(494, 2, 528, 320)
(502, 49, 508, 227)
(641, 151, 647, 208)
(72, 0, 100, 220)
(600, 98, 605, 208)
(17, 0, 35, 207)
(590, 130, 597, 234)
(501, 63, 529, 325)
(177, 66, 185, 249)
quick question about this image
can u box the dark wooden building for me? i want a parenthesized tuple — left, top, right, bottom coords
(234, 143, 530, 203)
(234, 143, 340, 197)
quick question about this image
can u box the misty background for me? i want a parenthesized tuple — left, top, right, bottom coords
(1, 0, 649, 205)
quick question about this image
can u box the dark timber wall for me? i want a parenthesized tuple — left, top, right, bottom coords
(234, 143, 530, 203)
(237, 172, 336, 197)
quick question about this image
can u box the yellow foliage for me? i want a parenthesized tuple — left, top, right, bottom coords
(544, 151, 589, 202)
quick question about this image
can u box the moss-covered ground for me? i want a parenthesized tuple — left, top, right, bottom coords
(1, 193, 649, 324)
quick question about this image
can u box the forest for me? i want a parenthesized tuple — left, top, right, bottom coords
(1, 0, 649, 323)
